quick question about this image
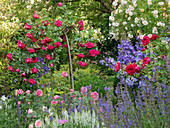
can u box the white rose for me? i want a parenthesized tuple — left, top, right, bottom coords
(123, 21, 127, 26)
(158, 2, 164, 6)
(142, 20, 148, 25)
(109, 16, 115, 21)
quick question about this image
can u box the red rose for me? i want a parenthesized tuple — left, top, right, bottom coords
(16, 68, 19, 72)
(32, 38, 37, 42)
(28, 79, 36, 84)
(115, 62, 120, 72)
(41, 40, 46, 45)
(143, 57, 150, 65)
(86, 42, 94, 48)
(46, 54, 53, 60)
(63, 36, 67, 42)
(40, 31, 44, 38)
(58, 2, 62, 7)
(24, 23, 31, 30)
(26, 33, 33, 39)
(33, 13, 39, 19)
(47, 45, 54, 50)
(33, 43, 40, 50)
(126, 64, 135, 75)
(79, 27, 84, 31)
(142, 35, 150, 46)
(7, 53, 13, 60)
(78, 43, 85, 47)
(78, 20, 83, 27)
(42, 45, 46, 50)
(25, 58, 33, 64)
(133, 62, 140, 73)
(79, 61, 87, 67)
(8, 65, 13, 72)
(90, 49, 100, 57)
(42, 20, 49, 26)
(32, 57, 37, 63)
(162, 55, 166, 60)
(141, 48, 145, 51)
(64, 44, 68, 48)
(28, 48, 36, 53)
(18, 41, 25, 49)
(54, 42, 61, 48)
(77, 53, 85, 58)
(55, 20, 62, 27)
(95, 50, 100, 56)
(151, 34, 158, 40)
(44, 37, 51, 42)
(32, 67, 38, 74)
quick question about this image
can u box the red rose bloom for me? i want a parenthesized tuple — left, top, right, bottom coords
(142, 35, 150, 46)
(58, 2, 62, 7)
(54, 42, 61, 48)
(21, 72, 26, 77)
(42, 20, 49, 26)
(24, 23, 31, 30)
(32, 38, 37, 42)
(26, 33, 33, 39)
(32, 67, 38, 74)
(33, 13, 39, 19)
(79, 61, 87, 67)
(78, 20, 83, 27)
(18, 41, 25, 49)
(28, 79, 36, 84)
(143, 57, 150, 65)
(32, 57, 37, 63)
(78, 43, 85, 47)
(40, 31, 44, 38)
(86, 42, 94, 48)
(64, 44, 68, 48)
(151, 34, 158, 40)
(133, 62, 140, 73)
(79, 27, 84, 31)
(55, 20, 62, 27)
(28, 48, 36, 53)
(25, 58, 33, 64)
(47, 45, 54, 50)
(8, 65, 13, 72)
(126, 64, 135, 75)
(41, 40, 46, 45)
(46, 54, 53, 60)
(44, 37, 51, 42)
(115, 62, 120, 72)
(90, 49, 100, 57)
(77, 53, 85, 58)
(7, 53, 13, 60)
(63, 36, 67, 42)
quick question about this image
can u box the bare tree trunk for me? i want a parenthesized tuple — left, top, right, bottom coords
(64, 32, 74, 89)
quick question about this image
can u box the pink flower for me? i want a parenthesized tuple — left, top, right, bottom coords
(142, 35, 150, 46)
(32, 57, 38, 63)
(32, 38, 37, 42)
(47, 45, 54, 50)
(7, 53, 13, 60)
(18, 101, 21, 105)
(91, 91, 99, 101)
(25, 23, 31, 30)
(94, 82, 96, 84)
(28, 109, 33, 114)
(16, 68, 20, 72)
(162, 55, 167, 60)
(28, 79, 36, 85)
(55, 19, 62, 27)
(36, 89, 43, 97)
(71, 95, 75, 98)
(24, 78, 27, 82)
(64, 44, 68, 48)
(28, 48, 36, 53)
(79, 27, 84, 31)
(58, 119, 68, 125)
(42, 20, 49, 26)
(54, 42, 61, 48)
(63, 36, 67, 42)
(21, 72, 26, 77)
(90, 49, 99, 57)
(26, 90, 31, 94)
(70, 89, 74, 93)
(18, 89, 23, 95)
(44, 37, 51, 42)
(18, 41, 25, 49)
(46, 54, 53, 60)
(115, 62, 120, 72)
(61, 100, 64, 104)
(42, 45, 46, 50)
(50, 63, 54, 67)
(29, 124, 33, 128)
(62, 72, 68, 77)
(51, 100, 58, 106)
(8, 65, 13, 72)
(33, 13, 39, 19)
(58, 2, 62, 7)
(77, 53, 85, 58)
(78, 20, 83, 27)
(78, 97, 81, 100)
(86, 42, 94, 48)
(81, 87, 87, 96)
(54, 95, 60, 100)
(78, 43, 85, 47)
(25, 58, 33, 64)
(78, 61, 87, 67)
(143, 57, 150, 65)
(26, 33, 33, 39)
(41, 40, 46, 45)
(35, 119, 42, 128)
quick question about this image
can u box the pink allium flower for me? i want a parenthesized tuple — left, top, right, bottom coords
(26, 90, 31, 94)
(62, 72, 67, 77)
(54, 95, 60, 100)
(58, 119, 68, 125)
(18, 89, 23, 95)
(35, 119, 42, 128)
(36, 89, 43, 97)
(58, 2, 62, 7)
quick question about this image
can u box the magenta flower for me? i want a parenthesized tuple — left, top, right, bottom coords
(58, 119, 68, 124)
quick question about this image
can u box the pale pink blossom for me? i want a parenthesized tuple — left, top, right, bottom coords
(70, 89, 74, 93)
(78, 97, 81, 100)
(51, 100, 58, 106)
(61, 100, 64, 104)
(18, 101, 21, 105)
(36, 89, 43, 97)
(62, 72, 67, 77)
(28, 102, 30, 105)
(54, 95, 60, 100)
(91, 91, 99, 101)
(29, 124, 33, 128)
(26, 90, 31, 94)
(35, 119, 42, 128)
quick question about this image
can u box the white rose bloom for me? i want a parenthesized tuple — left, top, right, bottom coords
(109, 16, 115, 21)
(158, 2, 164, 6)
(30, 0, 34, 4)
(0, 106, 2, 109)
(129, 5, 134, 10)
(119, 9, 123, 13)
(128, 17, 131, 20)
(154, 15, 158, 18)
(148, 0, 152, 6)
(112, 22, 116, 26)
(115, 23, 119, 27)
(109, 23, 111, 26)
(121, 0, 127, 5)
(115, 9, 118, 14)
(123, 21, 127, 26)
(28, 109, 33, 114)
(152, 27, 158, 34)
(152, 10, 158, 15)
(142, 20, 148, 25)
(125, 27, 128, 30)
(129, 11, 133, 16)
(148, 34, 152, 38)
(115, 36, 119, 41)
(161, 23, 165, 27)
(1, 95, 7, 101)
(125, 9, 130, 14)
(157, 22, 162, 26)
(131, 24, 134, 27)
(112, 1, 118, 6)
(135, 17, 139, 24)
(128, 33, 133, 38)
